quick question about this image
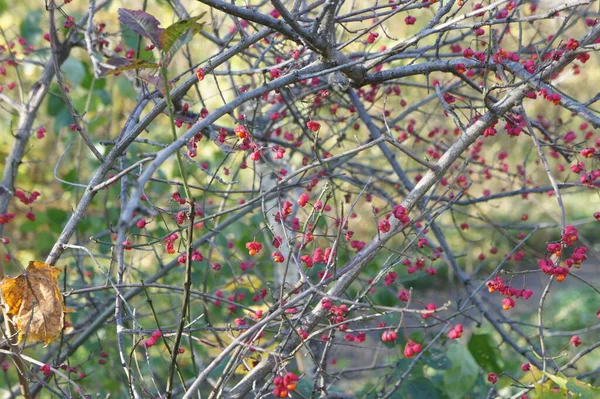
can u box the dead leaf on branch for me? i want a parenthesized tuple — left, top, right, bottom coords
(0, 261, 72, 346)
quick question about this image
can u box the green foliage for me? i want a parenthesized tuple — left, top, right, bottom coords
(116, 75, 139, 100)
(467, 333, 503, 374)
(159, 13, 206, 52)
(61, 58, 87, 88)
(541, 371, 600, 398)
(398, 377, 444, 399)
(443, 343, 479, 399)
(422, 349, 453, 370)
(373, 286, 397, 307)
(19, 9, 43, 44)
(46, 85, 74, 131)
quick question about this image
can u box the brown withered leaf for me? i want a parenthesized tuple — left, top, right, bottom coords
(0, 261, 72, 345)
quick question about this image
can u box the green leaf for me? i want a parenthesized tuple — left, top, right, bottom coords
(541, 371, 600, 398)
(95, 89, 112, 105)
(47, 85, 66, 115)
(19, 217, 40, 233)
(116, 76, 138, 100)
(374, 288, 396, 307)
(443, 344, 479, 399)
(81, 62, 106, 90)
(567, 379, 600, 398)
(20, 9, 43, 44)
(401, 377, 443, 399)
(0, 0, 7, 14)
(54, 109, 74, 132)
(61, 58, 86, 87)
(422, 349, 452, 370)
(533, 381, 568, 399)
(88, 115, 108, 133)
(37, 232, 56, 253)
(295, 379, 315, 395)
(159, 13, 206, 52)
(164, 23, 205, 61)
(468, 333, 503, 373)
(60, 168, 78, 191)
(118, 9, 163, 47)
(46, 209, 68, 234)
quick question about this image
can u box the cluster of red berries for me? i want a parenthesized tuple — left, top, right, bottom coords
(306, 120, 321, 132)
(171, 191, 187, 205)
(392, 204, 411, 226)
(398, 289, 410, 301)
(143, 330, 162, 348)
(403, 340, 422, 358)
(297, 192, 309, 207)
(299, 247, 334, 268)
(400, 257, 428, 275)
(381, 329, 397, 342)
(273, 372, 299, 397)
(272, 251, 284, 263)
(0, 213, 15, 224)
(14, 189, 40, 205)
(384, 271, 397, 286)
(344, 331, 367, 342)
(366, 32, 379, 44)
(36, 126, 46, 139)
(164, 233, 179, 255)
(562, 225, 578, 245)
(504, 114, 525, 137)
(486, 277, 533, 310)
(321, 299, 352, 332)
(177, 250, 203, 264)
(40, 364, 52, 377)
(48, 363, 87, 379)
(273, 200, 294, 223)
(175, 210, 188, 224)
(422, 303, 437, 319)
(483, 119, 498, 137)
(186, 132, 204, 158)
(378, 218, 391, 233)
(539, 88, 561, 105)
(196, 67, 205, 81)
(98, 351, 109, 365)
(245, 241, 262, 256)
(539, 229, 587, 281)
(405, 15, 416, 25)
(448, 324, 463, 340)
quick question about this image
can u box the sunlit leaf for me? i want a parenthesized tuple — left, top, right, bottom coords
(532, 380, 568, 399)
(541, 371, 600, 398)
(159, 12, 206, 52)
(0, 261, 73, 345)
(164, 23, 205, 61)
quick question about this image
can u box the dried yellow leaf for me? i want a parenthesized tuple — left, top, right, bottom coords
(0, 261, 72, 345)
